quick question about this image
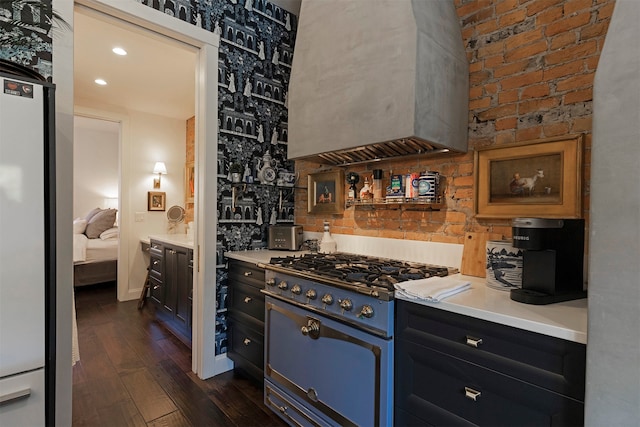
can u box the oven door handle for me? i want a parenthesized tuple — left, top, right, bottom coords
(300, 318, 321, 339)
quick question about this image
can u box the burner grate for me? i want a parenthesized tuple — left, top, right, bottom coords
(269, 252, 452, 290)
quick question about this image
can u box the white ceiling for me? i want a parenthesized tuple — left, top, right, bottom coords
(73, 1, 300, 121)
(73, 9, 197, 120)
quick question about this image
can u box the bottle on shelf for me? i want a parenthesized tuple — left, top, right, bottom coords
(373, 169, 383, 200)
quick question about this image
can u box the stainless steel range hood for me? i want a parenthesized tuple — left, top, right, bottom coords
(288, 0, 469, 166)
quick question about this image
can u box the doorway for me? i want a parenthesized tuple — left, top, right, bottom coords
(73, 4, 196, 301)
(72, 0, 222, 379)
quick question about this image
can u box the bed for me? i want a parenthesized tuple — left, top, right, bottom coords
(73, 208, 119, 287)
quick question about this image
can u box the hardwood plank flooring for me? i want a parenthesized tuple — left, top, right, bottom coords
(73, 282, 286, 427)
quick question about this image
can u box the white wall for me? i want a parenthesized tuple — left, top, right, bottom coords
(126, 109, 187, 296)
(73, 116, 119, 218)
(588, 0, 640, 424)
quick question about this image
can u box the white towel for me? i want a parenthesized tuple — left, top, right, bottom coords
(394, 276, 471, 302)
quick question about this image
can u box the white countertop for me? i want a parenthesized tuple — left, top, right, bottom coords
(224, 250, 588, 344)
(146, 234, 194, 249)
(399, 274, 587, 344)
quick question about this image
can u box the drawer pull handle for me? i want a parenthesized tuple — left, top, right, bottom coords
(0, 388, 31, 405)
(464, 387, 481, 401)
(153, 260, 159, 265)
(153, 284, 160, 290)
(244, 271, 252, 276)
(466, 336, 483, 348)
(244, 296, 252, 303)
(243, 338, 251, 346)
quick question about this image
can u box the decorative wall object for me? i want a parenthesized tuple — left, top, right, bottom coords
(307, 170, 345, 215)
(148, 191, 166, 211)
(474, 135, 583, 219)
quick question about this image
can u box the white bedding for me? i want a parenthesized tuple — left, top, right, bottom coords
(73, 234, 118, 263)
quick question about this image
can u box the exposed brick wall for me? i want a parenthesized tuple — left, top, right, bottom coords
(295, 0, 615, 244)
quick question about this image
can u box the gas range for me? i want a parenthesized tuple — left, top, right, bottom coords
(261, 252, 456, 337)
(261, 252, 456, 426)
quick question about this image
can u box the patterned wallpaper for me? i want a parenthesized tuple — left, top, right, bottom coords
(2, 0, 297, 358)
(0, 0, 54, 80)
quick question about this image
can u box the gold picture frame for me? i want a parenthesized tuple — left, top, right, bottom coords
(148, 191, 166, 211)
(307, 170, 345, 214)
(474, 134, 583, 219)
(185, 161, 195, 203)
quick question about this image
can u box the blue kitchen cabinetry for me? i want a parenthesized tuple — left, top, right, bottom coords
(395, 300, 586, 425)
(227, 259, 267, 384)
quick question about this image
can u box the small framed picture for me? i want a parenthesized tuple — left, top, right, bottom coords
(308, 170, 345, 214)
(474, 134, 583, 218)
(148, 191, 166, 211)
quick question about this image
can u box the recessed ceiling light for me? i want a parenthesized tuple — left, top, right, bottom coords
(112, 47, 127, 56)
(94, 79, 107, 86)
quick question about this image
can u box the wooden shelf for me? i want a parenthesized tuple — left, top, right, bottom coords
(346, 197, 444, 210)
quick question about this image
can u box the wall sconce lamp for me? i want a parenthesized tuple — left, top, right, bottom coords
(153, 162, 167, 189)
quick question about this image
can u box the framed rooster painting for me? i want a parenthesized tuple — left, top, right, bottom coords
(474, 134, 583, 219)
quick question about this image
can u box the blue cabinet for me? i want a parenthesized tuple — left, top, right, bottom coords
(395, 300, 586, 426)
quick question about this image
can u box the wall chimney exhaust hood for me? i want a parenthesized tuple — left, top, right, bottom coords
(288, 0, 469, 166)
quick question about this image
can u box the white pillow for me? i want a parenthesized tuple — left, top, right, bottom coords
(99, 227, 119, 240)
(73, 218, 87, 234)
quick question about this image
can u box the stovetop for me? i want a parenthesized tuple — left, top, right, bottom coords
(268, 252, 456, 291)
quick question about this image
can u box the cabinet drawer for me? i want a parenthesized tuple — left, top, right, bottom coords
(229, 281, 265, 323)
(149, 276, 163, 306)
(229, 260, 265, 288)
(228, 319, 264, 372)
(149, 241, 163, 257)
(395, 338, 584, 426)
(150, 255, 162, 276)
(396, 300, 586, 401)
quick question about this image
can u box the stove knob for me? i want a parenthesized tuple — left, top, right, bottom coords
(278, 281, 289, 290)
(321, 294, 333, 305)
(339, 298, 353, 312)
(291, 284, 302, 295)
(266, 278, 276, 287)
(358, 305, 374, 318)
(305, 289, 317, 300)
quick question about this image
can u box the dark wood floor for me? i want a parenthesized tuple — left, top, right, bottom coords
(73, 282, 286, 427)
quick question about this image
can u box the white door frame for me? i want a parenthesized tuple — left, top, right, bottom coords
(75, 0, 225, 379)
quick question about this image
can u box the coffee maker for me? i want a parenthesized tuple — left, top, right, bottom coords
(510, 218, 587, 305)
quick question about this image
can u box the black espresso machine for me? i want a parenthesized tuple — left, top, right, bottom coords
(510, 218, 587, 305)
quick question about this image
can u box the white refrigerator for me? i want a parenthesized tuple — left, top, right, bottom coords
(0, 72, 56, 425)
